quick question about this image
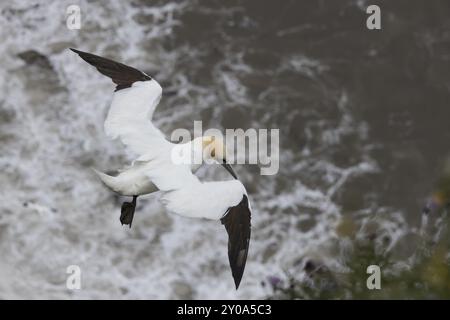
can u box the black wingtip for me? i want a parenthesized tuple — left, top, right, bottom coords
(69, 48, 93, 63)
(69, 48, 152, 91)
(231, 258, 245, 290)
(69, 48, 82, 55)
(221, 194, 251, 290)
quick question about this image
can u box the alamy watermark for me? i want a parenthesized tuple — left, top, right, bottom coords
(366, 265, 381, 290)
(170, 121, 279, 176)
(366, 5, 381, 30)
(66, 5, 81, 30)
(66, 265, 81, 290)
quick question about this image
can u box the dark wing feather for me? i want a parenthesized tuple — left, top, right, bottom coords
(221, 195, 251, 289)
(70, 48, 151, 91)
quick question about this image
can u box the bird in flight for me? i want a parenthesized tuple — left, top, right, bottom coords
(70, 48, 252, 289)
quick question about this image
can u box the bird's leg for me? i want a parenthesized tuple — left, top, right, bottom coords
(120, 195, 138, 228)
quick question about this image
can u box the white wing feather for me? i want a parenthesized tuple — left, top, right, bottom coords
(160, 179, 247, 220)
(101, 76, 247, 214)
(102, 79, 201, 192)
(104, 80, 171, 159)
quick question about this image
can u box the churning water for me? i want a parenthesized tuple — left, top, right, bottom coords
(1, 0, 450, 299)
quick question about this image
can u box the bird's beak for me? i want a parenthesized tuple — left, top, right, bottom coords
(222, 160, 238, 179)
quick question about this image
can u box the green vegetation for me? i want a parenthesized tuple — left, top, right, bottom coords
(266, 205, 450, 299)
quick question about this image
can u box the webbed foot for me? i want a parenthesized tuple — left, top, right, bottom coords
(120, 195, 137, 228)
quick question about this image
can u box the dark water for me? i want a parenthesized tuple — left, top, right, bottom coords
(175, 0, 450, 215)
(0, 0, 449, 299)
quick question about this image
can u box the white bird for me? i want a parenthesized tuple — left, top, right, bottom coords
(70, 48, 252, 289)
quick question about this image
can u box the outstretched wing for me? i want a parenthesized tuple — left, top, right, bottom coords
(221, 195, 252, 289)
(71, 48, 170, 158)
(70, 48, 151, 91)
(158, 178, 251, 288)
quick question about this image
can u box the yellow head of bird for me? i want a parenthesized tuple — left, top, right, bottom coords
(202, 135, 226, 161)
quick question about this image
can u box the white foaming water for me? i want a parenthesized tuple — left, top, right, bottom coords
(0, 0, 404, 299)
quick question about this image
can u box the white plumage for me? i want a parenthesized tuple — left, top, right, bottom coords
(162, 180, 247, 220)
(104, 80, 167, 158)
(71, 48, 252, 289)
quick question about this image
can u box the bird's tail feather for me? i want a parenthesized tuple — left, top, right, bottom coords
(91, 168, 122, 193)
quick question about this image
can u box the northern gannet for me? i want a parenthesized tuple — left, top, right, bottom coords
(70, 48, 251, 289)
